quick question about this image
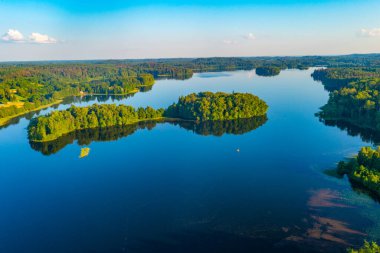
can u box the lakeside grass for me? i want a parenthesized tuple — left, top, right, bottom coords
(0, 101, 25, 108)
(0, 100, 63, 127)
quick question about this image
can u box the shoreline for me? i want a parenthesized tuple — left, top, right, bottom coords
(0, 100, 63, 127)
(0, 88, 144, 127)
(29, 117, 193, 143)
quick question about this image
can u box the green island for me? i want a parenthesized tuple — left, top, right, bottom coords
(165, 91, 268, 121)
(255, 66, 281, 76)
(28, 92, 268, 142)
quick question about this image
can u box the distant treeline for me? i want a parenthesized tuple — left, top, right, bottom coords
(28, 92, 268, 142)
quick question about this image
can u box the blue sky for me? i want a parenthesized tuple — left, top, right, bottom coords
(0, 0, 380, 61)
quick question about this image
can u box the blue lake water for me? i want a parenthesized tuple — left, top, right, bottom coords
(1, 69, 379, 253)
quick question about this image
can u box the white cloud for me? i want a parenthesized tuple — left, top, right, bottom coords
(358, 28, 380, 37)
(2, 29, 24, 42)
(1, 29, 58, 44)
(223, 39, 238, 45)
(29, 32, 57, 44)
(243, 32, 256, 40)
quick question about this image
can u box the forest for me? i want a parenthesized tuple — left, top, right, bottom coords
(315, 71, 380, 134)
(255, 66, 281, 76)
(337, 147, 380, 198)
(28, 92, 269, 142)
(0, 64, 161, 123)
(314, 66, 380, 198)
(165, 92, 268, 121)
(312, 68, 380, 91)
(28, 104, 165, 142)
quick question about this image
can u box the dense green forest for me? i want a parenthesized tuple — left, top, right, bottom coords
(312, 68, 380, 91)
(255, 66, 281, 76)
(0, 64, 162, 123)
(165, 92, 268, 121)
(28, 92, 268, 142)
(3, 54, 380, 125)
(337, 147, 380, 198)
(316, 76, 380, 133)
(28, 104, 165, 142)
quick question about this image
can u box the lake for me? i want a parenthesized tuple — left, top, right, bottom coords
(1, 68, 379, 253)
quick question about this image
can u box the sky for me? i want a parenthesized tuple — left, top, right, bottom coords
(0, 0, 380, 61)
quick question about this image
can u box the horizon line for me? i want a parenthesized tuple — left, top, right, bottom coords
(1, 52, 380, 64)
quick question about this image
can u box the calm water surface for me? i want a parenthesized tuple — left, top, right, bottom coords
(1, 69, 379, 253)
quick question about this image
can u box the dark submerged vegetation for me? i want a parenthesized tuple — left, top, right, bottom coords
(165, 92, 268, 121)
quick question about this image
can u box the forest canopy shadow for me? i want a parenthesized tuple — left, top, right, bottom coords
(29, 116, 268, 156)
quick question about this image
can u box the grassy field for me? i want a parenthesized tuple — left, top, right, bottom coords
(0, 101, 25, 108)
(0, 100, 63, 127)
